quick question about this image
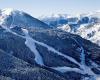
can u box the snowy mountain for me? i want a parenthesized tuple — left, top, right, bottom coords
(40, 12, 100, 46)
(0, 9, 100, 80)
(0, 8, 50, 29)
(75, 23, 100, 45)
(40, 11, 100, 28)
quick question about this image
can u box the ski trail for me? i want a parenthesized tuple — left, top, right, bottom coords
(51, 66, 83, 74)
(71, 37, 100, 80)
(0, 13, 82, 68)
(12, 15, 44, 66)
(1, 25, 44, 66)
(22, 28, 44, 66)
(71, 37, 85, 65)
(30, 38, 82, 67)
(0, 14, 81, 67)
(0, 21, 82, 73)
(11, 14, 44, 66)
(0, 14, 44, 66)
(80, 47, 85, 65)
(1, 24, 82, 68)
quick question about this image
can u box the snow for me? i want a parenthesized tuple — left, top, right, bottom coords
(77, 23, 100, 46)
(1, 23, 81, 71)
(41, 11, 100, 45)
(0, 12, 45, 66)
(71, 37, 85, 65)
(30, 38, 81, 67)
(0, 9, 100, 80)
(0, 17, 5, 25)
(52, 66, 83, 74)
(0, 23, 44, 66)
(1, 8, 14, 15)
(58, 24, 71, 32)
(1, 8, 22, 16)
(22, 28, 44, 66)
(0, 8, 15, 27)
(80, 47, 85, 65)
(0, 10, 80, 67)
(71, 37, 99, 80)
(96, 76, 100, 80)
(0, 16, 82, 71)
(1, 23, 98, 80)
(90, 60, 100, 68)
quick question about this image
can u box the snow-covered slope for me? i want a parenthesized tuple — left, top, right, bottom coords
(39, 14, 69, 27)
(0, 8, 50, 29)
(0, 9, 100, 80)
(76, 23, 100, 45)
(40, 11, 100, 28)
(40, 12, 100, 46)
(57, 23, 100, 46)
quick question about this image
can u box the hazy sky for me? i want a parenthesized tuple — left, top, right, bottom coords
(0, 0, 100, 17)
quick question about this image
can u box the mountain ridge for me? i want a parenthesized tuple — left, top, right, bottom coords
(0, 9, 100, 80)
(0, 8, 50, 29)
(40, 12, 100, 46)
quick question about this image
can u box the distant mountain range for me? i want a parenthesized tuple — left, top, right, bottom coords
(40, 12, 100, 46)
(40, 11, 100, 27)
(0, 8, 100, 80)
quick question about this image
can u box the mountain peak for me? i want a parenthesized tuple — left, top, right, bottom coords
(1, 8, 15, 15)
(0, 8, 50, 29)
(1, 8, 24, 16)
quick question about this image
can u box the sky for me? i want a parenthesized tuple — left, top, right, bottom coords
(0, 0, 100, 17)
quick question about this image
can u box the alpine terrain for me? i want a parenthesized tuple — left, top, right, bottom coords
(40, 12, 100, 46)
(0, 8, 100, 80)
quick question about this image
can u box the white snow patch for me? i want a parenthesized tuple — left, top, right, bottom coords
(1, 8, 14, 15)
(22, 28, 44, 66)
(96, 76, 100, 80)
(76, 23, 100, 46)
(52, 66, 83, 74)
(58, 24, 71, 32)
